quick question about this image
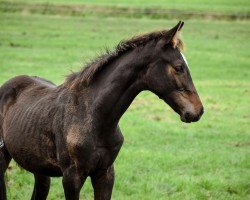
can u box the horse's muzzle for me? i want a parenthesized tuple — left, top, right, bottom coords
(181, 107, 204, 123)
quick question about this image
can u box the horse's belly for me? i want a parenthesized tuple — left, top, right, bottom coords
(5, 132, 62, 176)
(4, 124, 61, 176)
(5, 133, 61, 175)
(3, 108, 61, 176)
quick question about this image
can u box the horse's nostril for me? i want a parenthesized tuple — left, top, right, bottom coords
(184, 112, 191, 120)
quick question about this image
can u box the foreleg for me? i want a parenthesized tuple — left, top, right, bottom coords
(90, 165, 115, 200)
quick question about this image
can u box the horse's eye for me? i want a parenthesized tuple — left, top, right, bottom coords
(174, 65, 184, 73)
(178, 88, 185, 92)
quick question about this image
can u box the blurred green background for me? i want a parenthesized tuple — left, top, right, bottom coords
(0, 0, 249, 199)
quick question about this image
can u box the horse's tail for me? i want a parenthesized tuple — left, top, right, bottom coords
(0, 77, 18, 200)
(0, 121, 6, 199)
(0, 146, 6, 200)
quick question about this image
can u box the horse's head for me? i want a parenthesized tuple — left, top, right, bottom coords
(144, 21, 204, 123)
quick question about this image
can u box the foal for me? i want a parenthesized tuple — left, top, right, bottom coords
(0, 21, 203, 199)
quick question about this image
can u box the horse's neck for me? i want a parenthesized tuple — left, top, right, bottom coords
(88, 50, 147, 125)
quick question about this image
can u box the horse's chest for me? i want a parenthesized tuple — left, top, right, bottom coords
(65, 125, 124, 171)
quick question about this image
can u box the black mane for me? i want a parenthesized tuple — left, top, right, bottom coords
(65, 29, 184, 89)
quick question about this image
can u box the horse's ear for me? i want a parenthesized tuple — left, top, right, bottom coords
(168, 21, 184, 48)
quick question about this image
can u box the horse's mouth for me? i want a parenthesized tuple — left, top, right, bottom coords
(180, 115, 200, 123)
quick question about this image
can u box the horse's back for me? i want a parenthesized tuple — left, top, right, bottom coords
(0, 75, 32, 115)
(0, 75, 56, 115)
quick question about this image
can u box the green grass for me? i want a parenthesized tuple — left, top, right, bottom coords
(2, 0, 249, 21)
(13, 0, 250, 14)
(0, 4, 250, 200)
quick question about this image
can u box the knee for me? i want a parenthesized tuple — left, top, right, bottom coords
(62, 166, 86, 189)
(92, 165, 115, 183)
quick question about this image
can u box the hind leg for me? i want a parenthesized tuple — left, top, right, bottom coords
(0, 148, 12, 200)
(31, 174, 51, 200)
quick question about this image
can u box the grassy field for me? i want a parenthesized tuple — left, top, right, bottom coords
(0, 1, 250, 200)
(9, 0, 250, 14)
